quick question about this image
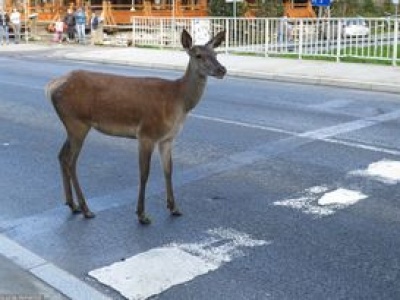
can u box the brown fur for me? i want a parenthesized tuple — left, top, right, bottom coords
(46, 29, 226, 224)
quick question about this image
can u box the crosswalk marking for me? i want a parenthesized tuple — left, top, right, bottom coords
(350, 160, 400, 185)
(273, 186, 367, 217)
(89, 228, 269, 300)
(274, 159, 400, 217)
(317, 188, 367, 206)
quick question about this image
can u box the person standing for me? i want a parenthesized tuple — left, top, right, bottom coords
(10, 8, 21, 44)
(278, 16, 293, 44)
(54, 17, 64, 43)
(63, 9, 75, 43)
(74, 7, 86, 44)
(0, 8, 10, 45)
(90, 11, 103, 45)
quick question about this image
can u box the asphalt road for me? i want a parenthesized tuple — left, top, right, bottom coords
(1, 53, 400, 300)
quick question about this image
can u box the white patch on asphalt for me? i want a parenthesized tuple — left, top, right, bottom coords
(273, 186, 367, 217)
(317, 188, 367, 206)
(350, 160, 400, 184)
(89, 228, 269, 300)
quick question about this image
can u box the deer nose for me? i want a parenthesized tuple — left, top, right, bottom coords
(216, 65, 227, 79)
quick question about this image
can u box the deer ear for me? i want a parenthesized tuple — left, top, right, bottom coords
(206, 30, 225, 49)
(181, 29, 192, 50)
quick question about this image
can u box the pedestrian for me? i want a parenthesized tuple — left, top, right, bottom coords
(0, 8, 10, 45)
(74, 7, 86, 44)
(90, 11, 103, 45)
(10, 7, 21, 44)
(278, 16, 293, 43)
(63, 9, 75, 43)
(53, 17, 64, 43)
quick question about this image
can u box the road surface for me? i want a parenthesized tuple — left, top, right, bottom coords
(1, 53, 400, 299)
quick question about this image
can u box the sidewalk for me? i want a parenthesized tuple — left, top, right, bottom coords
(0, 254, 67, 300)
(1, 42, 400, 94)
(0, 41, 399, 300)
(49, 43, 400, 94)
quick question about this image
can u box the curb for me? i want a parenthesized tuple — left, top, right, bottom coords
(0, 233, 112, 300)
(52, 53, 400, 95)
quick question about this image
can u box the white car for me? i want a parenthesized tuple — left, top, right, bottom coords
(342, 19, 370, 37)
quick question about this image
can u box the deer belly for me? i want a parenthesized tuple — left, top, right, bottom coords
(92, 122, 138, 138)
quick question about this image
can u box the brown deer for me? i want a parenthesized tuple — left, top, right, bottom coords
(45, 29, 226, 224)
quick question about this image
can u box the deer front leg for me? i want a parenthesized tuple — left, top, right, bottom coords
(68, 133, 95, 219)
(159, 139, 182, 217)
(136, 139, 155, 225)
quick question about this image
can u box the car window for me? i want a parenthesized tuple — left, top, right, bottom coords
(346, 19, 366, 26)
(346, 20, 366, 26)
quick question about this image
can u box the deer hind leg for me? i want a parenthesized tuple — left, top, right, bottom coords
(159, 139, 182, 217)
(59, 119, 94, 218)
(59, 140, 80, 213)
(136, 139, 155, 225)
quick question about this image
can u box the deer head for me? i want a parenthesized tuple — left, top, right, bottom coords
(181, 29, 227, 79)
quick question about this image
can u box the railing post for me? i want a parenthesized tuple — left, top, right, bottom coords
(336, 19, 342, 63)
(299, 19, 303, 59)
(225, 18, 229, 55)
(131, 17, 136, 47)
(265, 18, 269, 57)
(172, 17, 177, 49)
(160, 18, 164, 49)
(393, 18, 398, 67)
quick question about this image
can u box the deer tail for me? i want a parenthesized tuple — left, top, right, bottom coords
(45, 76, 67, 103)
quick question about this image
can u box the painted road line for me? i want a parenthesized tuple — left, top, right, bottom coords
(273, 186, 368, 217)
(192, 113, 400, 156)
(321, 138, 400, 156)
(4, 111, 400, 236)
(299, 119, 375, 139)
(3, 110, 400, 234)
(0, 233, 111, 300)
(192, 114, 296, 136)
(350, 160, 400, 185)
(89, 228, 269, 300)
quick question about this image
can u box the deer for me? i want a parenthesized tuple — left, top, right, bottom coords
(45, 29, 227, 224)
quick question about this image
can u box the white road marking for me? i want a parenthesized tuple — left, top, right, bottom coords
(322, 138, 400, 156)
(318, 188, 367, 206)
(89, 228, 269, 300)
(3, 111, 400, 236)
(192, 114, 296, 136)
(273, 186, 367, 217)
(299, 119, 375, 140)
(350, 160, 400, 184)
(191, 113, 400, 156)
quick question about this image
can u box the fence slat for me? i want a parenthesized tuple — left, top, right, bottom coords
(128, 17, 398, 65)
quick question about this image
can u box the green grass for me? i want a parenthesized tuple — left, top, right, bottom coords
(261, 44, 399, 66)
(133, 43, 399, 66)
(339, 44, 399, 65)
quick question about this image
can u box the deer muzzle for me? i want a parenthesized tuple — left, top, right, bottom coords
(215, 65, 227, 79)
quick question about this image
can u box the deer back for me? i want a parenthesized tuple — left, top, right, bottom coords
(47, 70, 188, 140)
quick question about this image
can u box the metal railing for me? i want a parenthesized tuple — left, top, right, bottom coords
(132, 17, 400, 66)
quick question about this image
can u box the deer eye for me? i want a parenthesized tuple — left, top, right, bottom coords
(195, 53, 202, 59)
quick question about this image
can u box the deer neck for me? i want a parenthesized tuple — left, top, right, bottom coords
(181, 60, 208, 113)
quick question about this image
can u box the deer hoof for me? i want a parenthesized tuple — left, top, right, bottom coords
(66, 202, 82, 214)
(83, 211, 96, 219)
(71, 207, 82, 214)
(171, 209, 182, 217)
(138, 215, 152, 225)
